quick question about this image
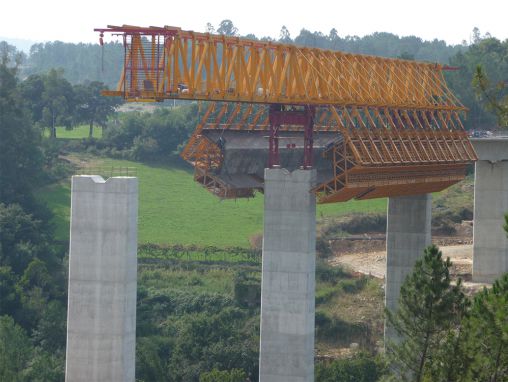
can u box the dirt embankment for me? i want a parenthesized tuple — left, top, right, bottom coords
(328, 220, 488, 293)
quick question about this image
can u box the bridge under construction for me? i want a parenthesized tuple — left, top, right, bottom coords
(63, 25, 508, 382)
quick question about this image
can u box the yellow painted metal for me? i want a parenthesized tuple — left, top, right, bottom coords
(97, 25, 476, 202)
(181, 102, 476, 202)
(100, 25, 465, 111)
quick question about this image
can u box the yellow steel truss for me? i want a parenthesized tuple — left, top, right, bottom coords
(98, 25, 465, 111)
(96, 25, 476, 202)
(181, 103, 476, 202)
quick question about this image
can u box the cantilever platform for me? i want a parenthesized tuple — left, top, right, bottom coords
(182, 103, 476, 202)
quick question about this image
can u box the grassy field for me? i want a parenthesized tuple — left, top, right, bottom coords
(38, 155, 387, 247)
(43, 125, 102, 139)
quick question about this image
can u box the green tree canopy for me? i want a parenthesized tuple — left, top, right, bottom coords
(0, 315, 33, 382)
(465, 274, 508, 381)
(385, 245, 467, 382)
(0, 52, 43, 209)
(73, 81, 122, 137)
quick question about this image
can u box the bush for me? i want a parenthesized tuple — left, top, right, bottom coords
(340, 277, 368, 294)
(315, 310, 372, 347)
(316, 353, 386, 382)
(316, 261, 348, 284)
(199, 368, 247, 382)
(234, 271, 261, 308)
(320, 214, 386, 240)
(131, 136, 160, 161)
(316, 237, 333, 258)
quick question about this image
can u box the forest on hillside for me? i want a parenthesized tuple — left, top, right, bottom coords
(7, 20, 508, 129)
(1, 19, 508, 382)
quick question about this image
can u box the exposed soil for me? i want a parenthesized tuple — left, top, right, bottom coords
(327, 220, 489, 294)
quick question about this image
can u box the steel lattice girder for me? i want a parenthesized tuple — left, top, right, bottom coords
(95, 25, 476, 202)
(96, 25, 465, 111)
(181, 102, 476, 202)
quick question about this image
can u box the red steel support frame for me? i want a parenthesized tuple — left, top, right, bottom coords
(268, 105, 315, 169)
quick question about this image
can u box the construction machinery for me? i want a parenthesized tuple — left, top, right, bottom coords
(95, 25, 476, 202)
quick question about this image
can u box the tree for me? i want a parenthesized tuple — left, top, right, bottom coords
(316, 353, 386, 382)
(217, 20, 238, 36)
(0, 53, 44, 210)
(21, 69, 76, 138)
(74, 81, 122, 138)
(0, 315, 33, 381)
(21, 349, 64, 382)
(473, 65, 508, 126)
(205, 22, 215, 34)
(39, 69, 75, 138)
(0, 203, 46, 275)
(0, 41, 25, 68)
(279, 26, 292, 43)
(199, 368, 247, 382)
(20, 74, 46, 123)
(448, 34, 508, 130)
(465, 274, 508, 381)
(0, 266, 19, 316)
(384, 245, 467, 382)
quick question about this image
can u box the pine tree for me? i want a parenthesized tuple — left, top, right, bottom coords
(384, 245, 467, 382)
(465, 273, 508, 381)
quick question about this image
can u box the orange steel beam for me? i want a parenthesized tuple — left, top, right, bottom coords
(95, 25, 476, 202)
(181, 102, 476, 201)
(96, 25, 466, 111)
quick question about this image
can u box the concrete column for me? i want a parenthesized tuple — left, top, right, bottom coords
(472, 139, 508, 283)
(259, 168, 316, 382)
(385, 194, 432, 342)
(66, 176, 138, 382)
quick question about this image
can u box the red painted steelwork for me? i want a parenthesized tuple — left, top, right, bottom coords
(268, 105, 315, 169)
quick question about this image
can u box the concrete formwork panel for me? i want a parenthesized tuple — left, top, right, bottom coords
(472, 138, 508, 283)
(384, 194, 432, 342)
(259, 168, 316, 382)
(65, 175, 138, 382)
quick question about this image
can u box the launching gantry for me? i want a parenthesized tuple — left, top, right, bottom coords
(95, 25, 476, 202)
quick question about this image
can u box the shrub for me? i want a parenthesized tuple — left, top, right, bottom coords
(234, 271, 261, 308)
(316, 261, 348, 284)
(315, 310, 372, 347)
(199, 368, 247, 382)
(316, 353, 386, 382)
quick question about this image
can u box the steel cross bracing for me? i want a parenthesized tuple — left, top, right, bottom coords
(96, 25, 477, 202)
(95, 25, 465, 111)
(180, 103, 475, 201)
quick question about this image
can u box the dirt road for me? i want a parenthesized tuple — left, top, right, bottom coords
(329, 244, 474, 280)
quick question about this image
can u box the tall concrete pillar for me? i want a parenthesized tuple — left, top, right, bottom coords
(259, 168, 316, 382)
(472, 139, 508, 283)
(385, 194, 431, 342)
(66, 175, 138, 382)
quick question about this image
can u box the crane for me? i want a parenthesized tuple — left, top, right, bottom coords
(95, 25, 476, 202)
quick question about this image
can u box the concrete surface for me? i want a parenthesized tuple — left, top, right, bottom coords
(65, 176, 138, 382)
(203, 130, 339, 189)
(384, 194, 432, 343)
(259, 168, 316, 382)
(472, 139, 508, 282)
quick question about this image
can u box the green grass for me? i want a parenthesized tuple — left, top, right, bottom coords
(38, 156, 387, 247)
(43, 125, 102, 139)
(37, 181, 71, 241)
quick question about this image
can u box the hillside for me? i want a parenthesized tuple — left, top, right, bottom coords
(38, 153, 387, 247)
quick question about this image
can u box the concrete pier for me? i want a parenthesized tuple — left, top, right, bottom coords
(385, 194, 432, 342)
(65, 176, 138, 382)
(259, 168, 316, 382)
(472, 139, 508, 283)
